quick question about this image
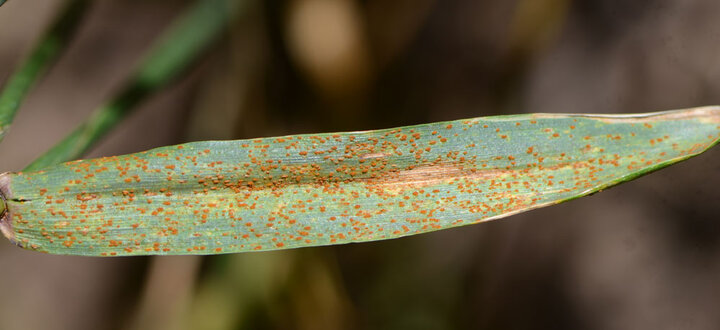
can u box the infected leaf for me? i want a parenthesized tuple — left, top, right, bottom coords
(1, 106, 718, 256)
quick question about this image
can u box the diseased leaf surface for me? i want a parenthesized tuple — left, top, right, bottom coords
(2, 107, 719, 256)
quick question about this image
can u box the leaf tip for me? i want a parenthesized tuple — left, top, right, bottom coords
(674, 105, 720, 124)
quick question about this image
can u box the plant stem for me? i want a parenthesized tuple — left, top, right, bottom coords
(24, 0, 244, 172)
(0, 0, 90, 141)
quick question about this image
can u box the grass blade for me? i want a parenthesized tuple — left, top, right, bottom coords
(2, 106, 719, 256)
(23, 0, 244, 172)
(0, 0, 90, 141)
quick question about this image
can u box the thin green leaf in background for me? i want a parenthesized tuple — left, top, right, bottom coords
(1, 106, 718, 256)
(0, 0, 89, 141)
(24, 0, 245, 172)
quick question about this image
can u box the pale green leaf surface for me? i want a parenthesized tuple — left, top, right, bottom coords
(1, 106, 719, 256)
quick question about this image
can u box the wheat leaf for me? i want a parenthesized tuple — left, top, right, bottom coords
(1, 106, 718, 256)
(0, 0, 90, 141)
(24, 0, 244, 172)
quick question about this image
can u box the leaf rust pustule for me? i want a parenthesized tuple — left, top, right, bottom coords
(2, 106, 720, 256)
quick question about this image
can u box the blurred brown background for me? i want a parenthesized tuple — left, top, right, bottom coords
(1, 0, 720, 329)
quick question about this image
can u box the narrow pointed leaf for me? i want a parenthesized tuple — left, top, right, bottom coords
(1, 106, 719, 256)
(0, 0, 90, 140)
(24, 0, 244, 172)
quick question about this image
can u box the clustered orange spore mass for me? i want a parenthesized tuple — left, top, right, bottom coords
(4, 108, 720, 256)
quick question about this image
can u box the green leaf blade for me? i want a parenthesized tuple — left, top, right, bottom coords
(2, 106, 719, 256)
(23, 0, 244, 172)
(0, 0, 90, 141)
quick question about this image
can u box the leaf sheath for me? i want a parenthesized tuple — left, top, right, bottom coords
(2, 106, 719, 256)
